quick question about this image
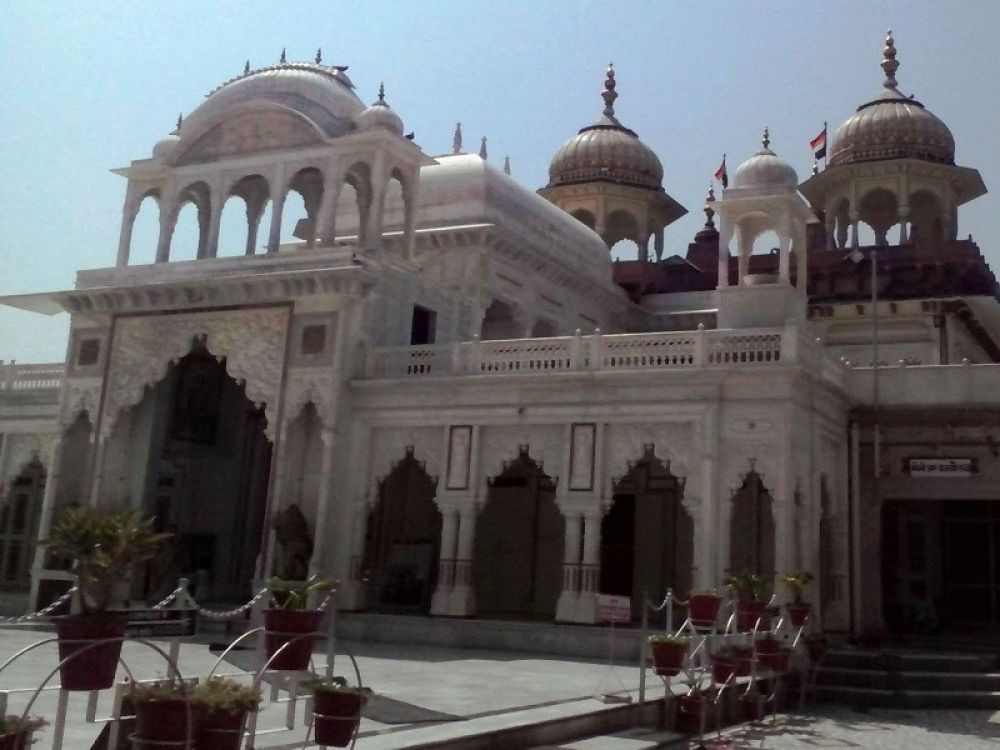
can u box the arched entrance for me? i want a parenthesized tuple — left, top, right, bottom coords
(729, 470, 776, 579)
(475, 450, 564, 619)
(127, 340, 272, 601)
(365, 451, 441, 612)
(601, 447, 692, 618)
(0, 458, 45, 593)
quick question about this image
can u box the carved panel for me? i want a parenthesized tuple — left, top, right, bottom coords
(176, 110, 323, 165)
(101, 307, 290, 441)
(59, 377, 103, 429)
(2, 433, 56, 483)
(479, 424, 562, 483)
(370, 426, 443, 491)
(283, 368, 337, 430)
(605, 422, 694, 488)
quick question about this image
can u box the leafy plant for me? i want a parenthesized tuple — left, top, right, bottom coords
(269, 575, 333, 610)
(130, 681, 189, 702)
(647, 634, 688, 646)
(192, 678, 262, 713)
(0, 715, 47, 736)
(307, 678, 374, 701)
(723, 571, 769, 601)
(40, 507, 171, 614)
(780, 572, 814, 603)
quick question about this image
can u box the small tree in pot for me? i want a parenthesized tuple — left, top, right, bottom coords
(723, 571, 770, 631)
(308, 679, 373, 748)
(780, 572, 814, 628)
(0, 716, 46, 750)
(41, 507, 170, 691)
(193, 677, 262, 750)
(264, 576, 333, 671)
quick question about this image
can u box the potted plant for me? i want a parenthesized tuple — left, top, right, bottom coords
(130, 682, 200, 747)
(309, 680, 373, 748)
(0, 716, 46, 750)
(676, 671, 716, 735)
(193, 677, 262, 750)
(41, 507, 171, 691)
(708, 645, 738, 684)
(756, 637, 792, 673)
(647, 634, 689, 677)
(781, 572, 814, 628)
(739, 687, 765, 721)
(686, 590, 723, 627)
(724, 571, 770, 631)
(264, 575, 333, 671)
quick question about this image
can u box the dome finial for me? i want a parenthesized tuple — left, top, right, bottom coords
(453, 122, 463, 154)
(280, 47, 287, 64)
(762, 125, 770, 150)
(377, 82, 386, 105)
(244, 59, 251, 75)
(503, 155, 511, 175)
(479, 136, 488, 160)
(315, 48, 322, 65)
(601, 62, 618, 118)
(704, 185, 716, 228)
(881, 29, 899, 88)
(176, 112, 183, 131)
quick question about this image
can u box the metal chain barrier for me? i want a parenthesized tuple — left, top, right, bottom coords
(149, 584, 187, 610)
(0, 586, 77, 623)
(195, 587, 270, 620)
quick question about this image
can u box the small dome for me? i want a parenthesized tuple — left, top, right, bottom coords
(547, 65, 663, 190)
(730, 128, 798, 191)
(829, 32, 955, 167)
(355, 83, 404, 135)
(152, 134, 180, 160)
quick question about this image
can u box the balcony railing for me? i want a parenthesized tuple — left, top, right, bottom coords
(0, 362, 66, 392)
(363, 327, 810, 380)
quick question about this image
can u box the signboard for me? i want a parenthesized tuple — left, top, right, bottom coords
(597, 594, 632, 624)
(905, 457, 977, 478)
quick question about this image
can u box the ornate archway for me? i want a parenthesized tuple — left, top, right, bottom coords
(601, 446, 692, 618)
(364, 450, 441, 612)
(474, 449, 564, 619)
(728, 469, 776, 580)
(0, 457, 46, 593)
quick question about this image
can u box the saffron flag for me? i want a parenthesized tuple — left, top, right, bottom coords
(714, 155, 728, 188)
(810, 126, 827, 160)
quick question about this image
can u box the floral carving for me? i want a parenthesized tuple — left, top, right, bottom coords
(283, 368, 337, 430)
(605, 422, 694, 490)
(101, 307, 290, 441)
(59, 378, 103, 429)
(370, 426, 444, 490)
(479, 425, 563, 483)
(1, 433, 56, 485)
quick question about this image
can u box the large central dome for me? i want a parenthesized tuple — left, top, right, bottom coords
(829, 32, 955, 167)
(547, 65, 663, 190)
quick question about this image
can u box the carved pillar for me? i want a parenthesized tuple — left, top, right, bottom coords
(736, 228, 751, 284)
(554, 509, 582, 622)
(824, 212, 835, 251)
(337, 494, 370, 611)
(365, 154, 388, 252)
(778, 233, 791, 283)
(448, 502, 477, 616)
(653, 229, 665, 262)
(430, 507, 458, 615)
(245, 195, 266, 256)
(307, 428, 337, 579)
(575, 510, 602, 623)
(835, 214, 848, 249)
(28, 433, 64, 610)
(116, 191, 141, 267)
(155, 202, 178, 263)
(315, 177, 342, 247)
(403, 176, 419, 260)
(898, 205, 909, 243)
(267, 192, 286, 255)
(87, 437, 109, 508)
(849, 210, 860, 249)
(717, 221, 734, 287)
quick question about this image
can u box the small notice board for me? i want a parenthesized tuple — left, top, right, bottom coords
(598, 594, 632, 624)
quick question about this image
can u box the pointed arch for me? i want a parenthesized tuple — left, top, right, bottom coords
(728, 469, 776, 579)
(129, 191, 161, 265)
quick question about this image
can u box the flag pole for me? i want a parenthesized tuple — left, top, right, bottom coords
(823, 121, 828, 169)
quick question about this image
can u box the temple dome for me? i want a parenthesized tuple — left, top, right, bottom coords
(547, 65, 663, 190)
(730, 128, 798, 192)
(829, 32, 955, 167)
(355, 84, 404, 135)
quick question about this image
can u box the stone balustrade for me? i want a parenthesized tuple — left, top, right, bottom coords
(363, 326, 808, 379)
(0, 361, 65, 391)
(849, 360, 1000, 406)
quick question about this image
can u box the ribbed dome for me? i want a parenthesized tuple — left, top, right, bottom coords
(730, 129, 798, 191)
(829, 32, 955, 167)
(547, 65, 663, 190)
(355, 84, 404, 135)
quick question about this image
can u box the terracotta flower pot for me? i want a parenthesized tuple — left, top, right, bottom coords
(688, 594, 723, 627)
(678, 694, 711, 733)
(735, 600, 768, 631)
(649, 641, 687, 677)
(761, 647, 793, 673)
(313, 690, 364, 747)
(53, 613, 127, 691)
(710, 655, 737, 684)
(755, 637, 781, 656)
(198, 708, 247, 750)
(134, 698, 201, 745)
(732, 646, 754, 676)
(786, 602, 811, 628)
(263, 608, 323, 671)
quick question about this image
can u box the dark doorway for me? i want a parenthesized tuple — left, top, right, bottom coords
(601, 448, 692, 619)
(365, 451, 441, 612)
(0, 459, 46, 593)
(729, 470, 776, 580)
(475, 450, 564, 619)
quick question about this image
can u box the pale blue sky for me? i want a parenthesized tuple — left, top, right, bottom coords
(2, 0, 998, 362)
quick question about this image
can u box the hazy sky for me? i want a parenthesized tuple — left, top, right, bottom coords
(2, 0, 999, 362)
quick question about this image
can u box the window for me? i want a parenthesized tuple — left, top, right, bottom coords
(78, 338, 100, 366)
(410, 306, 436, 345)
(300, 325, 327, 355)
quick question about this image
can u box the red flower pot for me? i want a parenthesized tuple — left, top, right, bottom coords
(805, 637, 827, 662)
(688, 594, 723, 627)
(735, 600, 768, 631)
(134, 698, 201, 745)
(710, 655, 737, 684)
(263, 609, 323, 671)
(786, 602, 811, 628)
(53, 613, 127, 691)
(198, 708, 247, 750)
(678, 694, 711, 733)
(649, 641, 687, 677)
(732, 646, 754, 676)
(313, 690, 364, 747)
(755, 637, 781, 656)
(761, 647, 792, 673)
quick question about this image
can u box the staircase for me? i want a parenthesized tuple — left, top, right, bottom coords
(815, 649, 1000, 708)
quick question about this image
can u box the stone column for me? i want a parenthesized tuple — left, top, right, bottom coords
(28, 433, 64, 610)
(116, 192, 141, 267)
(717, 222, 734, 287)
(308, 428, 337, 579)
(448, 501, 477, 616)
(202, 194, 224, 259)
(654, 229, 665, 262)
(554, 509, 582, 622)
(898, 205, 909, 244)
(267, 192, 286, 255)
(835, 214, 848, 249)
(315, 178, 342, 247)
(87, 436, 109, 508)
(778, 234, 791, 283)
(849, 211, 861, 249)
(155, 202, 178, 263)
(339, 494, 370, 611)
(365, 154, 388, 252)
(403, 177, 419, 260)
(575, 509, 602, 623)
(824, 212, 836, 251)
(429, 507, 458, 615)
(245, 196, 266, 256)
